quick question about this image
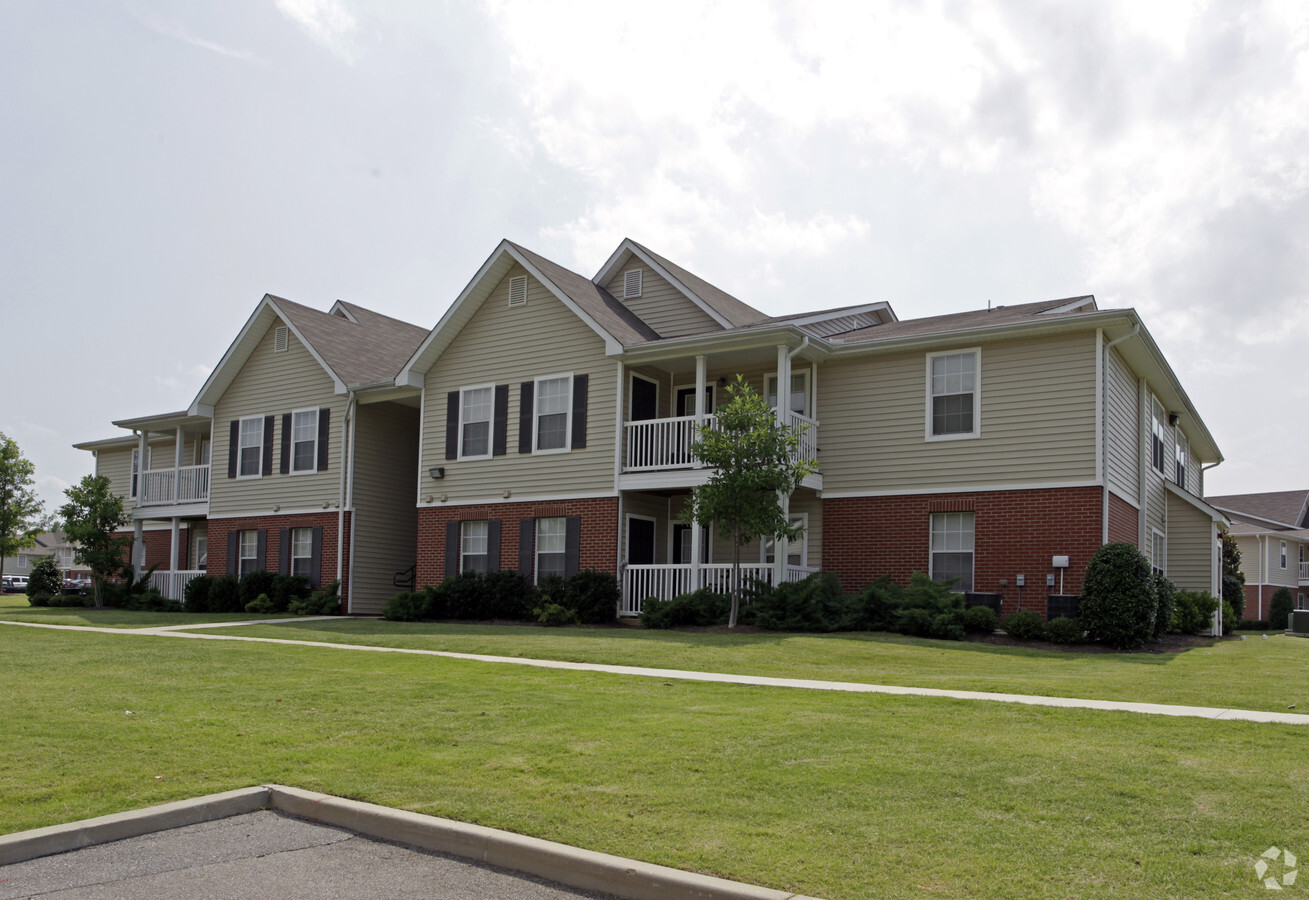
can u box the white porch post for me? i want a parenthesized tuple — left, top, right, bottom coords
(174, 426, 184, 503)
(169, 516, 180, 577)
(132, 520, 145, 571)
(775, 345, 790, 583)
(691, 354, 707, 588)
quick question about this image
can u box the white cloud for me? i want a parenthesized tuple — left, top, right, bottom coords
(275, 0, 358, 63)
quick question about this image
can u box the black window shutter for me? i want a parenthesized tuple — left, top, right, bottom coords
(227, 531, 239, 575)
(492, 385, 508, 456)
(487, 519, 502, 572)
(571, 374, 589, 449)
(278, 528, 290, 575)
(261, 416, 275, 476)
(309, 526, 323, 588)
(518, 518, 535, 576)
(228, 421, 239, 479)
(518, 382, 534, 454)
(317, 408, 331, 471)
(445, 392, 459, 461)
(280, 414, 292, 474)
(564, 515, 582, 578)
(256, 529, 268, 572)
(445, 521, 460, 578)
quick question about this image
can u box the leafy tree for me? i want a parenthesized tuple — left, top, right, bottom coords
(0, 432, 45, 585)
(58, 475, 130, 608)
(1269, 587, 1294, 630)
(1220, 532, 1245, 620)
(686, 376, 817, 627)
(27, 555, 64, 598)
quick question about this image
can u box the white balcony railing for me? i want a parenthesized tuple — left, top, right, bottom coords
(620, 563, 820, 616)
(139, 464, 210, 508)
(1301, 562, 1309, 584)
(622, 413, 817, 473)
(148, 569, 206, 601)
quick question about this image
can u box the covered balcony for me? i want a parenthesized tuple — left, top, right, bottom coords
(139, 464, 210, 507)
(1300, 561, 1308, 586)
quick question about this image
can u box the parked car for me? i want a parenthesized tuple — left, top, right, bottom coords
(62, 578, 92, 594)
(2, 575, 30, 594)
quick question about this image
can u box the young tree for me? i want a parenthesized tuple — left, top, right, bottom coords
(686, 376, 817, 627)
(1220, 531, 1245, 620)
(58, 475, 130, 608)
(0, 432, 45, 585)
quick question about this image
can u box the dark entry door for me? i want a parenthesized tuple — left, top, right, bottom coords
(631, 376, 657, 421)
(627, 517, 655, 565)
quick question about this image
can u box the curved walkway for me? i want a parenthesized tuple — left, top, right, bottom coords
(3, 618, 1307, 726)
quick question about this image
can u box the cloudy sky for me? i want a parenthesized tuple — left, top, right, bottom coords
(3, 0, 1306, 513)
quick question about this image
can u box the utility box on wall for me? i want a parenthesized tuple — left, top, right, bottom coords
(1289, 609, 1309, 636)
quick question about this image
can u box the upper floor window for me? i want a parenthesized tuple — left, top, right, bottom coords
(461, 520, 490, 573)
(926, 350, 979, 440)
(130, 448, 151, 498)
(535, 517, 567, 581)
(534, 375, 572, 452)
(1174, 432, 1188, 487)
(1281, 541, 1288, 569)
(460, 386, 494, 459)
(765, 370, 810, 418)
(930, 511, 974, 592)
(1150, 397, 1167, 476)
(238, 416, 264, 478)
(291, 409, 318, 473)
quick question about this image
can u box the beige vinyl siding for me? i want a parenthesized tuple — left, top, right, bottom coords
(420, 264, 618, 505)
(349, 402, 420, 614)
(820, 332, 1098, 494)
(1264, 536, 1298, 588)
(1105, 346, 1139, 499)
(1165, 493, 1215, 592)
(95, 447, 136, 501)
(1184, 441, 1202, 496)
(624, 491, 669, 563)
(210, 322, 345, 517)
(604, 259, 722, 338)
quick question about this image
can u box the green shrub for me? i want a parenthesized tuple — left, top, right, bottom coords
(1171, 590, 1219, 635)
(28, 592, 52, 607)
(962, 604, 998, 634)
(1044, 616, 1084, 645)
(1151, 574, 1176, 642)
(1221, 598, 1242, 635)
(47, 593, 93, 607)
(245, 593, 275, 614)
(239, 570, 277, 609)
(1001, 610, 1046, 641)
(640, 589, 730, 628)
(207, 575, 242, 613)
(563, 569, 619, 625)
(890, 573, 965, 640)
(1222, 573, 1246, 620)
(480, 570, 538, 620)
(270, 574, 312, 613)
(844, 575, 904, 632)
(183, 575, 212, 612)
(893, 606, 935, 638)
(28, 556, 63, 597)
(426, 571, 483, 619)
(1269, 588, 1294, 630)
(536, 603, 579, 626)
(749, 572, 847, 632)
(290, 581, 341, 616)
(383, 591, 425, 622)
(1079, 542, 1156, 649)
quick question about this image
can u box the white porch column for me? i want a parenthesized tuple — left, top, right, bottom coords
(174, 426, 184, 503)
(774, 491, 790, 585)
(169, 516, 180, 576)
(132, 519, 145, 572)
(694, 355, 707, 419)
(690, 520, 703, 591)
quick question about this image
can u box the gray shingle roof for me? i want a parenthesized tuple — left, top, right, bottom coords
(628, 241, 771, 328)
(1208, 490, 1309, 529)
(271, 296, 429, 387)
(833, 297, 1098, 343)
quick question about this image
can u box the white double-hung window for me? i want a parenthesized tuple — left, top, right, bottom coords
(460, 386, 494, 459)
(291, 528, 313, 578)
(1150, 397, 1168, 476)
(930, 512, 974, 592)
(291, 409, 318, 473)
(238, 417, 263, 478)
(534, 375, 571, 452)
(535, 517, 567, 581)
(926, 350, 979, 440)
(239, 530, 260, 576)
(461, 521, 489, 573)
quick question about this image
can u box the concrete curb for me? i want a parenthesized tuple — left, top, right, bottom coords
(0, 785, 824, 900)
(0, 786, 269, 866)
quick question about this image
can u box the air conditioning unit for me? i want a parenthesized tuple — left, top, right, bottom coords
(1289, 609, 1309, 636)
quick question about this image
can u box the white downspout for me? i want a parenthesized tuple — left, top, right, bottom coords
(338, 392, 356, 606)
(1101, 325, 1139, 543)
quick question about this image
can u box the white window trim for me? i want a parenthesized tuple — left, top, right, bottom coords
(534, 517, 567, 583)
(194, 534, 208, 571)
(289, 407, 319, 475)
(237, 416, 264, 480)
(239, 530, 259, 576)
(761, 513, 808, 566)
(1174, 431, 1188, 488)
(1280, 541, 1288, 570)
(924, 348, 981, 442)
(626, 513, 657, 565)
(1150, 396, 1168, 477)
(532, 373, 573, 455)
(291, 527, 313, 577)
(764, 369, 811, 418)
(627, 371, 660, 421)
(670, 522, 713, 564)
(460, 520, 490, 573)
(929, 511, 975, 592)
(673, 383, 715, 417)
(1151, 528, 1166, 576)
(457, 383, 496, 461)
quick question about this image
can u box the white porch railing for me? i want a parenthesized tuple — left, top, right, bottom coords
(148, 569, 206, 602)
(620, 563, 821, 616)
(139, 464, 210, 507)
(1301, 562, 1309, 583)
(622, 413, 818, 473)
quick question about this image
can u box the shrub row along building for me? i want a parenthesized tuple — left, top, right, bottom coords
(74, 238, 1232, 618)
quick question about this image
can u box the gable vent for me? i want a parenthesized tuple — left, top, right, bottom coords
(274, 326, 289, 352)
(623, 269, 642, 299)
(508, 275, 528, 308)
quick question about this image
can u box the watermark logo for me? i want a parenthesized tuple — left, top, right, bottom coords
(1256, 847, 1298, 890)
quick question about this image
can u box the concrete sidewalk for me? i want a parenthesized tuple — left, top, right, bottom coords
(0, 786, 819, 900)
(3, 619, 1307, 725)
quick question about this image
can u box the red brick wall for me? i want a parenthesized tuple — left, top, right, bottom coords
(416, 497, 619, 589)
(1242, 583, 1302, 620)
(113, 527, 191, 570)
(1107, 491, 1139, 546)
(207, 512, 351, 600)
(823, 487, 1104, 617)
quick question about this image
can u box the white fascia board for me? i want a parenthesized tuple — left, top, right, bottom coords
(617, 324, 829, 365)
(266, 298, 348, 395)
(605, 239, 734, 329)
(1039, 296, 1098, 315)
(783, 302, 897, 327)
(328, 300, 359, 322)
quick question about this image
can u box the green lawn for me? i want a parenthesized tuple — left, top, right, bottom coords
(2, 623, 1305, 899)
(179, 617, 1309, 714)
(0, 593, 291, 628)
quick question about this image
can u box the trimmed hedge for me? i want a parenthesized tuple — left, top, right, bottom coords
(1079, 543, 1156, 649)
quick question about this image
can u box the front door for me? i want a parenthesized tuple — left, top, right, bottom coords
(627, 516, 655, 565)
(631, 375, 657, 421)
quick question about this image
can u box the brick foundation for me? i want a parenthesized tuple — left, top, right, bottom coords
(416, 497, 619, 589)
(1106, 491, 1138, 546)
(207, 512, 351, 602)
(822, 487, 1104, 618)
(1243, 583, 1303, 620)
